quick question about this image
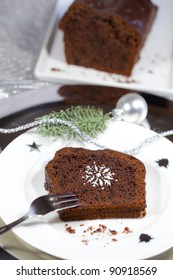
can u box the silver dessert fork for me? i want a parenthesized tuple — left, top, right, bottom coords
(0, 194, 80, 235)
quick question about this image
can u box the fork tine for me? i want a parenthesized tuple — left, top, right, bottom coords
(47, 194, 80, 211)
(57, 201, 81, 211)
(52, 197, 79, 206)
(48, 193, 76, 201)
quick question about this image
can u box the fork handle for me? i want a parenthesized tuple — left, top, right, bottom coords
(0, 214, 29, 235)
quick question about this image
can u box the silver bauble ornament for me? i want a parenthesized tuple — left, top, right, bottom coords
(115, 93, 148, 124)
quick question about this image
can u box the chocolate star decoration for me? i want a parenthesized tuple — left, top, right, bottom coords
(156, 158, 169, 168)
(27, 141, 41, 152)
(139, 233, 153, 243)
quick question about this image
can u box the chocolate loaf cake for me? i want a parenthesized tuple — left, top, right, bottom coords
(60, 0, 157, 76)
(45, 147, 146, 221)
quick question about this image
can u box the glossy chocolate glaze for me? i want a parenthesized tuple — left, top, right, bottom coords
(75, 0, 157, 33)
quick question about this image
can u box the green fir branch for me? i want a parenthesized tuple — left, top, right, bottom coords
(37, 106, 110, 139)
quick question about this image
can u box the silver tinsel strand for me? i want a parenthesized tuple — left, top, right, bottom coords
(0, 118, 173, 155)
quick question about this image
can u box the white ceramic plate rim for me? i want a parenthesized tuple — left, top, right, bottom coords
(0, 121, 173, 259)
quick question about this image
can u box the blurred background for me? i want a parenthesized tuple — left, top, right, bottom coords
(0, 0, 57, 99)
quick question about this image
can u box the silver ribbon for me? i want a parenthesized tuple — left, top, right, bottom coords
(0, 118, 173, 155)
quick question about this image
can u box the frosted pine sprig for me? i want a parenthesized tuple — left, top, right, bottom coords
(37, 106, 110, 139)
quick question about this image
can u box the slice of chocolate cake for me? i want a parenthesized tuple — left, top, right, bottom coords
(45, 147, 146, 221)
(59, 0, 158, 76)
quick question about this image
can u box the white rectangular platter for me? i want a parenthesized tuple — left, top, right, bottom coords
(35, 0, 173, 99)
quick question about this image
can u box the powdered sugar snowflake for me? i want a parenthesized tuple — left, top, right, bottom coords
(82, 161, 116, 189)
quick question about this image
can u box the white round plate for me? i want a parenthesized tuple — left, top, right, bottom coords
(0, 121, 173, 259)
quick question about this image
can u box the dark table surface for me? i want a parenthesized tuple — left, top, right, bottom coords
(0, 84, 173, 260)
(1, 84, 173, 149)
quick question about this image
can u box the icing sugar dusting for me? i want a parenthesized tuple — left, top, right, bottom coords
(82, 161, 116, 189)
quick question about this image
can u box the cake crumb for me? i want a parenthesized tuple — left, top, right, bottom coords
(99, 224, 107, 231)
(51, 67, 61, 72)
(112, 238, 117, 242)
(66, 226, 76, 234)
(93, 227, 102, 234)
(82, 239, 89, 245)
(88, 226, 93, 231)
(122, 226, 133, 234)
(109, 229, 117, 235)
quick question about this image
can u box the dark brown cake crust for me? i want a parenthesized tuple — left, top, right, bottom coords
(45, 148, 146, 221)
(60, 0, 157, 76)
